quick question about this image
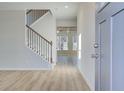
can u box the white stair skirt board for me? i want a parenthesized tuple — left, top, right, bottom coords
(30, 12, 50, 27)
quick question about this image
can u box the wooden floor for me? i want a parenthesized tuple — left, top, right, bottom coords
(0, 63, 90, 91)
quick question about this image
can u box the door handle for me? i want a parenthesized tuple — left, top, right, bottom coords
(91, 54, 99, 59)
(94, 43, 99, 48)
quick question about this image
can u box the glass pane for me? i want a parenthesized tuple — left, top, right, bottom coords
(60, 35, 68, 50)
(73, 33, 77, 50)
(57, 35, 68, 50)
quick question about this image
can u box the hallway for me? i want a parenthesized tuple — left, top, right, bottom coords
(0, 62, 90, 91)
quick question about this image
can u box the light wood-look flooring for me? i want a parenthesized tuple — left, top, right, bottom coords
(0, 63, 90, 91)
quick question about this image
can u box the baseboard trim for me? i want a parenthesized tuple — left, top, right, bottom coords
(0, 68, 52, 70)
(78, 69, 93, 91)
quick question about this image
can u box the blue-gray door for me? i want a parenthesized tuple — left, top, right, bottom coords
(95, 3, 124, 91)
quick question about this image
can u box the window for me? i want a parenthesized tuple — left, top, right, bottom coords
(78, 34, 82, 59)
(57, 35, 68, 50)
(72, 33, 77, 50)
(57, 26, 77, 51)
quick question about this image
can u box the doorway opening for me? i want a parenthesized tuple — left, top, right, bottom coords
(56, 26, 78, 66)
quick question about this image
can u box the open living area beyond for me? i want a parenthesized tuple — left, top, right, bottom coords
(0, 2, 124, 91)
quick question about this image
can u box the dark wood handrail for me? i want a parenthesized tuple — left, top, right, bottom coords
(26, 9, 50, 15)
(26, 25, 52, 45)
(26, 9, 33, 14)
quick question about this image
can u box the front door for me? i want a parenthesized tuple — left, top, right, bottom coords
(95, 3, 124, 91)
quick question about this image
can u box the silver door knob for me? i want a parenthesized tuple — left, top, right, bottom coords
(94, 43, 99, 48)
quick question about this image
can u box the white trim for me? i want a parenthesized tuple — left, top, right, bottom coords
(96, 2, 109, 13)
(25, 10, 28, 47)
(78, 68, 93, 91)
(110, 17, 113, 91)
(0, 68, 52, 70)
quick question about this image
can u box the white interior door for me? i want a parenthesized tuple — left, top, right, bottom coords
(111, 5, 124, 91)
(95, 11, 111, 91)
(99, 19, 111, 91)
(95, 3, 124, 91)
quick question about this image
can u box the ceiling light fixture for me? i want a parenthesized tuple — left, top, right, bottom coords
(64, 5, 69, 8)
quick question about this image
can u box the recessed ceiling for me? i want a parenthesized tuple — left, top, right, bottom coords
(0, 2, 79, 20)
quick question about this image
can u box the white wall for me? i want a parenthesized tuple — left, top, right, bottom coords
(0, 10, 52, 69)
(31, 12, 56, 64)
(56, 19, 77, 27)
(77, 3, 95, 90)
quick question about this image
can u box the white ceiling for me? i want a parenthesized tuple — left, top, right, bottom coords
(51, 3, 79, 20)
(0, 2, 79, 20)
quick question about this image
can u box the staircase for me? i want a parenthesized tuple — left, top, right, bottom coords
(26, 9, 52, 63)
